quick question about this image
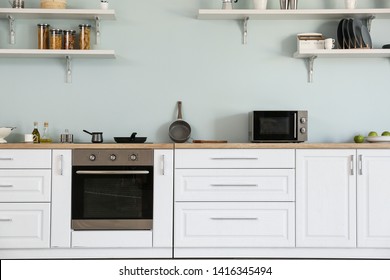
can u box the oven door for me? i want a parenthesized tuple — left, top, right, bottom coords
(253, 111, 297, 142)
(72, 166, 153, 230)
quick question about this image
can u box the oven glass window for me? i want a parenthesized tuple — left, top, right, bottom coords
(72, 166, 153, 220)
(253, 111, 296, 141)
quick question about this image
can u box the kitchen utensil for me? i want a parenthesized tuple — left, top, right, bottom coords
(0, 127, 16, 143)
(193, 140, 228, 143)
(222, 0, 238, 10)
(280, 0, 297, 9)
(337, 19, 346, 49)
(114, 132, 147, 143)
(169, 101, 191, 143)
(60, 129, 73, 143)
(83, 130, 103, 143)
(366, 136, 390, 143)
(9, 0, 24, 8)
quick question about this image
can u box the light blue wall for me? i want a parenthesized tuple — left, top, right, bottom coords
(1, 0, 390, 143)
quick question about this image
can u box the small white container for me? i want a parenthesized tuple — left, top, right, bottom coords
(100, 0, 109, 10)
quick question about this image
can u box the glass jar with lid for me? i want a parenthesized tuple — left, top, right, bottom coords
(63, 29, 76, 50)
(49, 28, 63, 49)
(79, 24, 91, 50)
(37, 23, 50, 49)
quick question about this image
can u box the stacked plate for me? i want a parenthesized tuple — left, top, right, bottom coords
(337, 18, 372, 49)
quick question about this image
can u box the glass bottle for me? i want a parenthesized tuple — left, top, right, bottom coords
(32, 122, 40, 143)
(49, 28, 63, 50)
(79, 24, 91, 50)
(40, 122, 52, 143)
(37, 23, 50, 49)
(63, 30, 76, 50)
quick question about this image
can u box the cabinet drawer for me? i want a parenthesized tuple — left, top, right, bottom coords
(0, 170, 51, 202)
(175, 149, 295, 169)
(175, 169, 294, 202)
(175, 202, 295, 247)
(0, 203, 50, 248)
(0, 150, 51, 169)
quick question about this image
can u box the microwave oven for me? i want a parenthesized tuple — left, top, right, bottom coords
(249, 111, 308, 143)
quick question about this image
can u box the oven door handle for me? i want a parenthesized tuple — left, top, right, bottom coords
(75, 171, 150, 175)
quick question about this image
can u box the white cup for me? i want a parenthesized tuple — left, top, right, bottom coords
(253, 0, 268, 9)
(100, 1, 109, 10)
(345, 0, 356, 9)
(324, 38, 335, 50)
(24, 134, 37, 143)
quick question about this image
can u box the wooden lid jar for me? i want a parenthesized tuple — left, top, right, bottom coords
(40, 0, 67, 9)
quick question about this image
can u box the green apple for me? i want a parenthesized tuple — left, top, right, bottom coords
(382, 131, 390, 136)
(368, 131, 378, 137)
(354, 135, 365, 143)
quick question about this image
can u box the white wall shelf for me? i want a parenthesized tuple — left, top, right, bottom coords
(0, 8, 116, 83)
(293, 49, 390, 82)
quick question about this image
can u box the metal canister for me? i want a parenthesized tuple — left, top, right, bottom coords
(37, 23, 50, 49)
(49, 28, 63, 49)
(63, 29, 76, 50)
(79, 24, 91, 50)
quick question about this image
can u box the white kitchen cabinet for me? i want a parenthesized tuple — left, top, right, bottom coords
(175, 202, 295, 248)
(296, 149, 356, 247)
(0, 203, 50, 248)
(174, 149, 295, 252)
(175, 168, 294, 202)
(153, 149, 174, 248)
(357, 150, 390, 248)
(51, 150, 72, 248)
(0, 149, 52, 249)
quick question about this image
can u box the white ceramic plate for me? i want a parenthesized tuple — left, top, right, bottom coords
(366, 136, 390, 143)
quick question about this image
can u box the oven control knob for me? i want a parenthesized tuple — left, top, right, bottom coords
(89, 154, 96, 161)
(300, 117, 307, 124)
(110, 154, 117, 161)
(130, 154, 138, 161)
(300, 127, 307, 134)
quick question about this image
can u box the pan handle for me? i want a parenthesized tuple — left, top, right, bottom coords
(83, 130, 92, 135)
(177, 101, 183, 120)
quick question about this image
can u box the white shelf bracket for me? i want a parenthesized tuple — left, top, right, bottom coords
(242, 17, 249, 45)
(66, 55, 72, 84)
(95, 16, 101, 45)
(307, 56, 317, 83)
(8, 15, 15, 45)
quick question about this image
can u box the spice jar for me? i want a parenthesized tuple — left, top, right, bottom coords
(37, 23, 50, 49)
(79, 24, 91, 50)
(49, 28, 63, 50)
(63, 29, 76, 50)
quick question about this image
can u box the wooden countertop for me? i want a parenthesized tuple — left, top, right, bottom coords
(0, 143, 174, 149)
(2, 142, 390, 149)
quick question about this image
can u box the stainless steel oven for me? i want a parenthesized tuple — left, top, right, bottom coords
(71, 149, 154, 230)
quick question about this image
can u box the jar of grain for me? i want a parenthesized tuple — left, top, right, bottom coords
(49, 29, 63, 50)
(41, 0, 67, 9)
(79, 24, 91, 50)
(37, 23, 50, 49)
(63, 30, 76, 50)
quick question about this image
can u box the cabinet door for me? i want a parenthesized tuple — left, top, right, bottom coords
(152, 150, 173, 248)
(0, 203, 50, 248)
(296, 149, 356, 247)
(357, 150, 390, 248)
(51, 150, 72, 248)
(175, 202, 295, 247)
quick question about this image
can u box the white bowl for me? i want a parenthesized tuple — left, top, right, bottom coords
(0, 127, 16, 144)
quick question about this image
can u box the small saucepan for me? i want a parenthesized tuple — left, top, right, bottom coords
(83, 130, 103, 143)
(169, 101, 191, 143)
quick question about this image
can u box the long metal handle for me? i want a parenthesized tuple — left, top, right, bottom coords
(211, 157, 258, 160)
(0, 158, 13, 161)
(350, 155, 354, 176)
(0, 218, 12, 222)
(358, 154, 363, 175)
(59, 154, 64, 176)
(211, 184, 258, 187)
(161, 155, 165, 176)
(76, 171, 150, 175)
(210, 217, 258, 221)
(0, 185, 13, 188)
(294, 113, 297, 139)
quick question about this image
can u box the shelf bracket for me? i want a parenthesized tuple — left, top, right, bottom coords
(8, 15, 15, 45)
(95, 16, 101, 45)
(66, 55, 72, 84)
(364, 16, 376, 32)
(307, 56, 317, 83)
(242, 17, 249, 45)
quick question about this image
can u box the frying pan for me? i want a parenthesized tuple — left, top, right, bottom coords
(169, 101, 191, 143)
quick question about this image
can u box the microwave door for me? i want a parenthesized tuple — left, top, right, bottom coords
(255, 112, 296, 141)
